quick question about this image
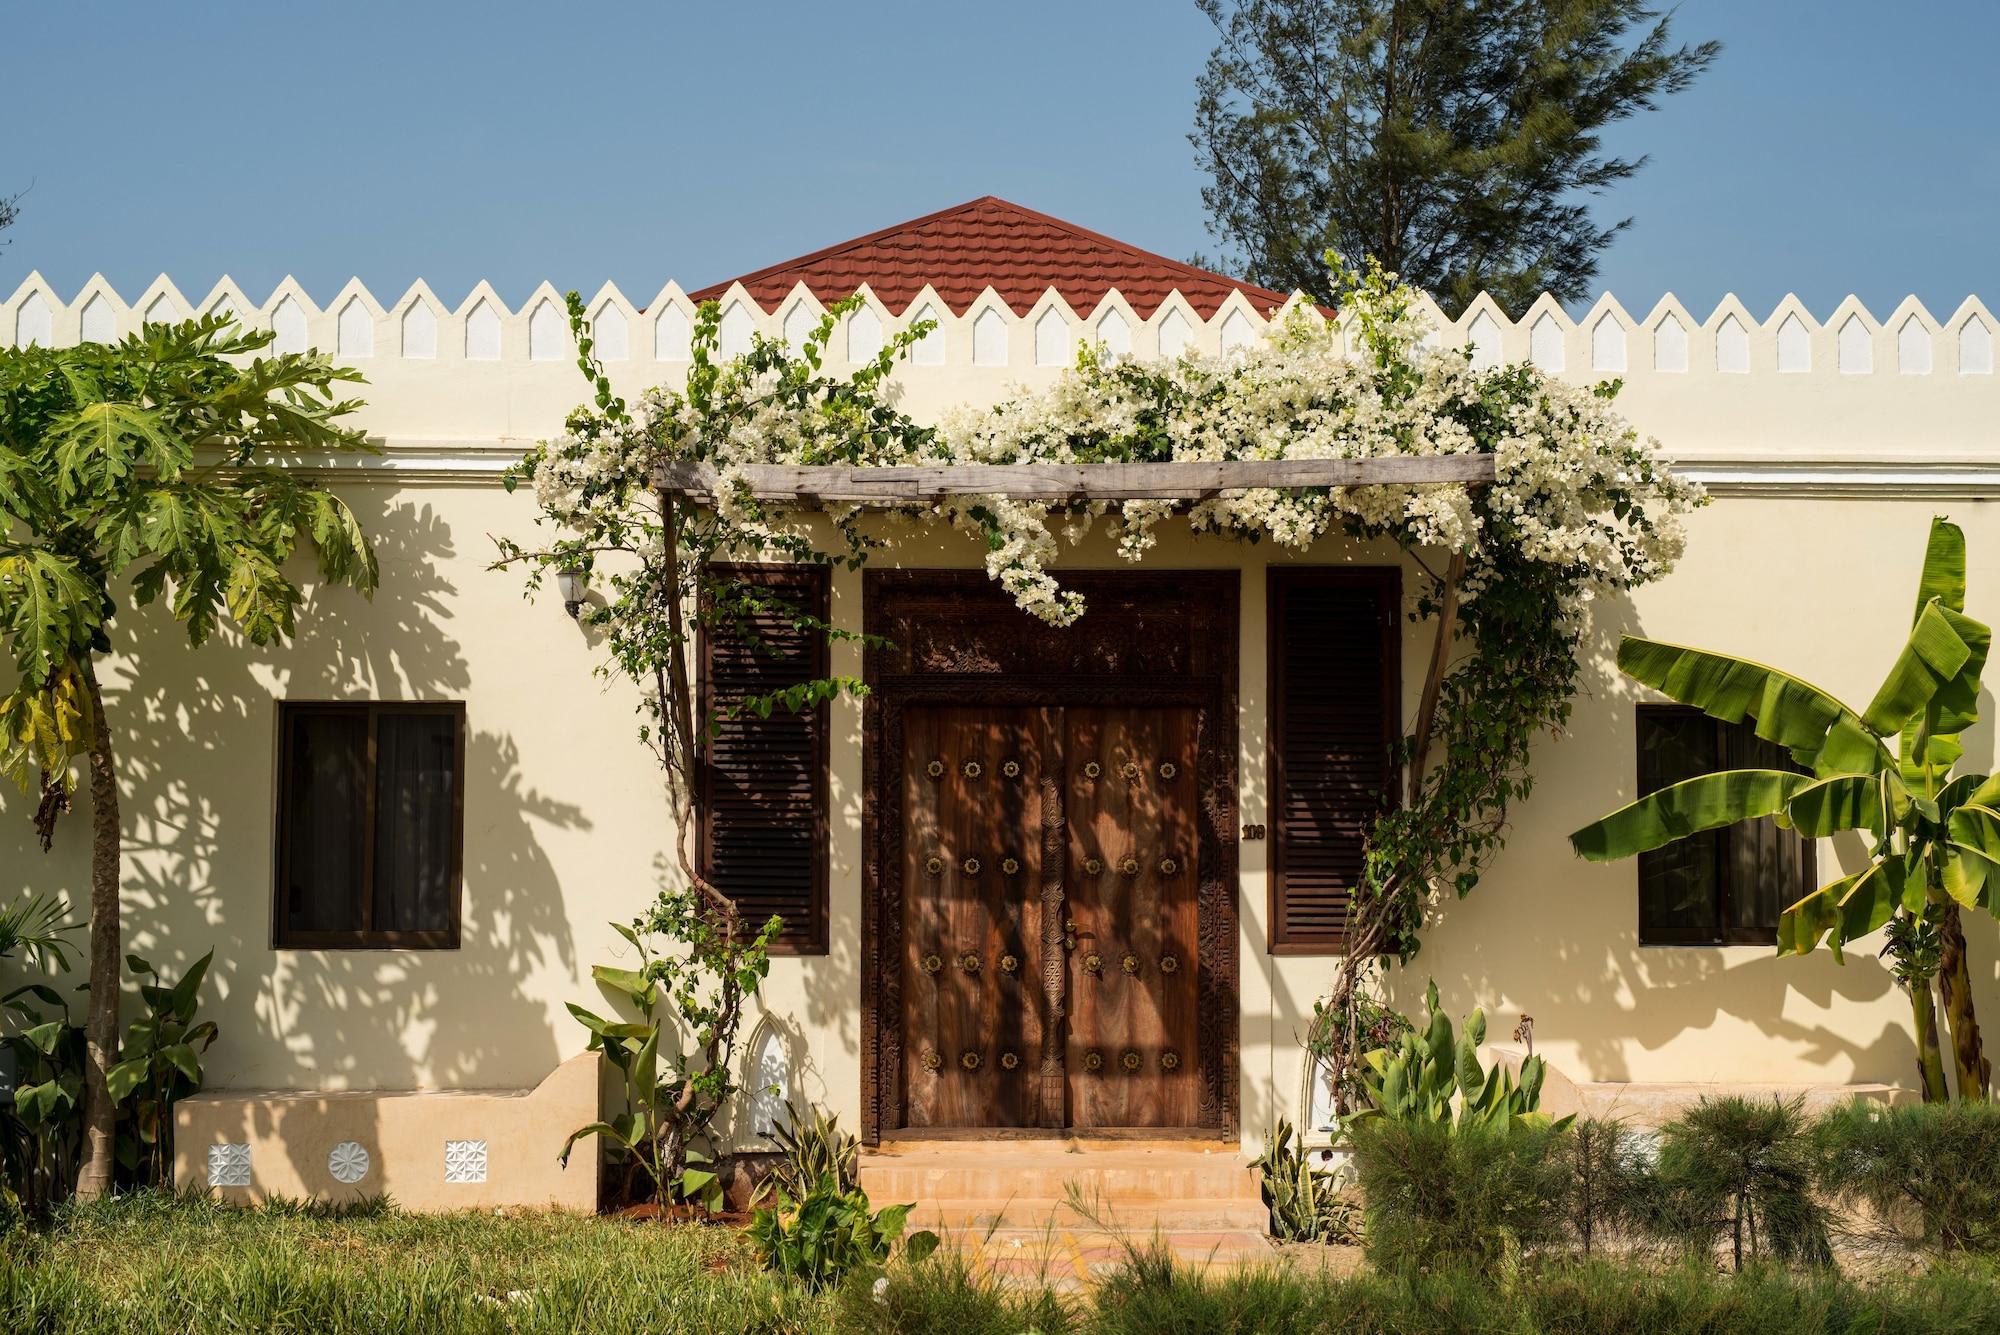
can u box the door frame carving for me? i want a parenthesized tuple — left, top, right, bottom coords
(860, 569, 1240, 1142)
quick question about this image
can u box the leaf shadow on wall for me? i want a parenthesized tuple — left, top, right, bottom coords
(0, 494, 589, 1194)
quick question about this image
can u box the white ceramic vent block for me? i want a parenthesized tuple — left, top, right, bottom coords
(14, 291, 51, 347)
(717, 302, 755, 360)
(1715, 316, 1749, 374)
(1897, 316, 1931, 375)
(782, 301, 815, 348)
(847, 305, 882, 363)
(444, 1139, 488, 1184)
(1528, 313, 1564, 371)
(465, 300, 501, 360)
(655, 305, 691, 362)
(1034, 307, 1070, 367)
(271, 296, 308, 355)
(972, 307, 1008, 367)
(80, 293, 116, 344)
(909, 303, 945, 366)
(1836, 315, 1871, 374)
(328, 1141, 371, 1185)
(1466, 310, 1502, 371)
(1157, 308, 1194, 359)
(1097, 307, 1131, 358)
(1590, 315, 1626, 372)
(528, 300, 566, 361)
(144, 294, 181, 326)
(591, 302, 628, 361)
(207, 1143, 251, 1188)
(1219, 309, 1256, 356)
(1776, 313, 1811, 373)
(336, 298, 373, 357)
(1959, 318, 1992, 375)
(402, 303, 438, 359)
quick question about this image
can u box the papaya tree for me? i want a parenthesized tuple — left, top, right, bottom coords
(0, 317, 377, 1198)
(1571, 519, 1991, 1102)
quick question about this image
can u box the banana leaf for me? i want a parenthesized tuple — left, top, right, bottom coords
(1571, 769, 1809, 861)
(1862, 600, 1984, 739)
(1785, 772, 1897, 838)
(1778, 857, 1914, 960)
(1946, 802, 2000, 913)
(1615, 637, 1869, 769)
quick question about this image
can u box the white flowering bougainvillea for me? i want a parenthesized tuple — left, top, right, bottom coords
(499, 261, 1701, 1111)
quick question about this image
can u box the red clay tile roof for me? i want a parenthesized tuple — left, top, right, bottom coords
(687, 196, 1291, 321)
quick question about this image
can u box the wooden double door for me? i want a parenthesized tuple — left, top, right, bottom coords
(900, 705, 1200, 1129)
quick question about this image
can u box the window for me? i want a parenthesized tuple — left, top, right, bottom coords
(1267, 567, 1400, 954)
(698, 565, 831, 954)
(1635, 705, 1815, 946)
(274, 702, 464, 949)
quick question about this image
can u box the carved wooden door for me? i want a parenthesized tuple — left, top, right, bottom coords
(1062, 707, 1201, 1128)
(899, 704, 1200, 1130)
(900, 707, 1050, 1128)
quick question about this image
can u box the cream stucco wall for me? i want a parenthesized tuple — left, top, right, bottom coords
(6, 273, 2000, 1159)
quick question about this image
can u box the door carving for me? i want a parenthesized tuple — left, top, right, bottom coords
(899, 704, 1199, 1129)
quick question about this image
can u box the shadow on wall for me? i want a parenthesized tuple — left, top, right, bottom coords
(0, 492, 590, 1194)
(1264, 587, 1975, 1094)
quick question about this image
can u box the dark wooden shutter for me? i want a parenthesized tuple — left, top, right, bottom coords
(698, 564, 831, 954)
(1267, 568, 1400, 954)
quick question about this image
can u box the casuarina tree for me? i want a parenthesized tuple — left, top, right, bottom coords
(0, 316, 377, 1198)
(1191, 0, 1719, 313)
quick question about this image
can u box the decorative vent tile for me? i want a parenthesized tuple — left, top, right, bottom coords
(207, 1143, 251, 1188)
(328, 1141, 371, 1185)
(444, 1139, 488, 1184)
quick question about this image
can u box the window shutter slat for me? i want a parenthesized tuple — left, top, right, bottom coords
(1268, 569, 1399, 953)
(699, 564, 830, 954)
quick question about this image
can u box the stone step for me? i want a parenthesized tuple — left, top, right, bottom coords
(859, 1141, 1260, 1207)
(900, 1196, 1271, 1232)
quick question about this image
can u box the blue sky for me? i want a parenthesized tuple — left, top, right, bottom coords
(6, 1, 1995, 319)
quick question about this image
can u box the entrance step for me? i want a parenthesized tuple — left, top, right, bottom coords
(859, 1138, 1267, 1239)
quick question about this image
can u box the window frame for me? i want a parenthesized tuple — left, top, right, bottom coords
(1265, 565, 1402, 956)
(1634, 703, 1815, 948)
(272, 700, 466, 951)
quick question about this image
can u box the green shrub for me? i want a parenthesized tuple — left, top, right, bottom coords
(1649, 1096, 1832, 1270)
(1818, 1097, 2000, 1254)
(847, 1244, 1072, 1334)
(763, 1097, 860, 1201)
(1553, 1117, 1653, 1256)
(747, 1174, 938, 1292)
(1348, 1115, 1567, 1271)
(1251, 1119, 1360, 1243)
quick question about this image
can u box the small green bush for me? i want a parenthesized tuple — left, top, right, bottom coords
(747, 1174, 938, 1291)
(849, 1245, 1072, 1334)
(1649, 1095, 1833, 1270)
(1348, 1116, 1567, 1271)
(1818, 1097, 2000, 1254)
(1552, 1117, 1653, 1256)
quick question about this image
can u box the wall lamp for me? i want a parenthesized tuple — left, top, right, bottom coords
(557, 566, 588, 619)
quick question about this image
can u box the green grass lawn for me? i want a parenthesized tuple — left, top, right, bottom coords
(9, 1193, 2000, 1334)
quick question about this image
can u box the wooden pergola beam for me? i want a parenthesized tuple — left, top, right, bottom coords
(655, 455, 1494, 504)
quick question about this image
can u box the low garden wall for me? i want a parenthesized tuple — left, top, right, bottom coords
(172, 1052, 599, 1211)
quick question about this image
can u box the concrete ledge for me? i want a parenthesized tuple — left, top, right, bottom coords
(173, 1052, 600, 1212)
(1484, 1046, 1913, 1128)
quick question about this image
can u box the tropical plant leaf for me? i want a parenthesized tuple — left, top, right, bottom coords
(1784, 773, 1894, 838)
(1615, 637, 1875, 771)
(1778, 858, 1911, 959)
(1914, 517, 1966, 620)
(1571, 769, 1810, 861)
(1946, 802, 2000, 911)
(1862, 600, 1984, 739)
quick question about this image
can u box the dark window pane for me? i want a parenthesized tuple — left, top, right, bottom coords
(283, 712, 368, 934)
(1637, 709, 1723, 939)
(372, 712, 458, 934)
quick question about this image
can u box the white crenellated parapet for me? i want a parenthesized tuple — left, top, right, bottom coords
(7, 273, 2000, 487)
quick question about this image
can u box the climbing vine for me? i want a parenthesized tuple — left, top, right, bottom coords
(500, 260, 1700, 1112)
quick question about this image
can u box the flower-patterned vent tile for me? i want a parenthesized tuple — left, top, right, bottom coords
(328, 1141, 371, 1185)
(444, 1139, 488, 1184)
(207, 1143, 252, 1188)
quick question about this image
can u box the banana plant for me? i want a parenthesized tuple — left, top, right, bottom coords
(1352, 979, 1571, 1134)
(1570, 519, 1992, 1102)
